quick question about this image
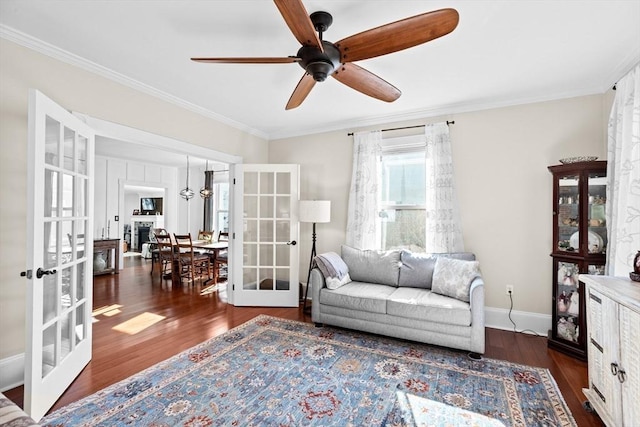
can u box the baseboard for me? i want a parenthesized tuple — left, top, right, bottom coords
(0, 306, 551, 392)
(485, 306, 551, 336)
(0, 353, 24, 392)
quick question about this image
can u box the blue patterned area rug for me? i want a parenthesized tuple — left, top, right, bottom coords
(41, 315, 576, 426)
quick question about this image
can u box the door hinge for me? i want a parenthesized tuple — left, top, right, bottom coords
(233, 178, 236, 185)
(232, 283, 235, 290)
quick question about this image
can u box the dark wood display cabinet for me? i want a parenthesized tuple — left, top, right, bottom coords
(548, 160, 607, 360)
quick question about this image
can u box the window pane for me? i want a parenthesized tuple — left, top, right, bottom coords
(381, 209, 426, 251)
(218, 184, 229, 210)
(381, 151, 425, 205)
(378, 147, 427, 251)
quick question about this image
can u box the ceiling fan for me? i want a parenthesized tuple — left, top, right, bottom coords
(191, 0, 459, 110)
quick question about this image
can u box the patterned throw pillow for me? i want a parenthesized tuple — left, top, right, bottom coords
(431, 257, 481, 302)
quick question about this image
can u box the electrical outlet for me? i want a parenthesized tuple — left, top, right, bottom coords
(506, 285, 514, 295)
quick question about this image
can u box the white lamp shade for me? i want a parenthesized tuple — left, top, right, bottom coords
(299, 200, 331, 223)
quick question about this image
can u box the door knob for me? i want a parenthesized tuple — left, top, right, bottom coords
(36, 268, 57, 279)
(287, 241, 297, 246)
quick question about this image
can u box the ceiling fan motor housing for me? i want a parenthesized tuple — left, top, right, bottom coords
(297, 41, 341, 82)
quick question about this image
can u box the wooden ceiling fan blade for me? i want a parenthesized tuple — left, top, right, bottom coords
(286, 73, 316, 110)
(336, 8, 459, 63)
(332, 63, 401, 102)
(274, 0, 323, 51)
(191, 57, 301, 64)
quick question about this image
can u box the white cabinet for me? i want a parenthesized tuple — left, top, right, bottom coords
(581, 275, 640, 427)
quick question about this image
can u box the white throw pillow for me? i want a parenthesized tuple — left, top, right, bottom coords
(326, 273, 352, 290)
(431, 257, 481, 302)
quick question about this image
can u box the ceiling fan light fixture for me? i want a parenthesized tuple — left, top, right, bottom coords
(307, 60, 333, 82)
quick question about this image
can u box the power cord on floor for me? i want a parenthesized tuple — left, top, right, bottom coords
(508, 290, 543, 337)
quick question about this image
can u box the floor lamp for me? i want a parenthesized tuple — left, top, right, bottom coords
(299, 200, 331, 312)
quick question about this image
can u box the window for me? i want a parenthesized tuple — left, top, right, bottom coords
(215, 183, 229, 233)
(379, 142, 426, 251)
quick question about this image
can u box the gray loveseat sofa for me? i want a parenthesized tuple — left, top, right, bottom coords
(310, 245, 485, 355)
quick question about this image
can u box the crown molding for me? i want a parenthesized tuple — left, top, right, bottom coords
(0, 24, 268, 141)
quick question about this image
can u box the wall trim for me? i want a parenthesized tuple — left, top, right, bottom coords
(485, 306, 551, 336)
(0, 353, 24, 392)
(0, 24, 268, 140)
(4, 24, 636, 142)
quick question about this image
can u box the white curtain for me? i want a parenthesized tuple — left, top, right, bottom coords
(346, 131, 382, 249)
(606, 63, 640, 276)
(424, 122, 465, 253)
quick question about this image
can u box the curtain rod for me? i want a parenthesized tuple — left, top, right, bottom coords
(347, 121, 455, 136)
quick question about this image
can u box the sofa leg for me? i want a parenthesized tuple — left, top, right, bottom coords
(314, 322, 324, 328)
(467, 352, 482, 360)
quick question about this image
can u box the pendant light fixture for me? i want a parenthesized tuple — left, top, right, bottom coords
(200, 160, 213, 199)
(179, 156, 195, 200)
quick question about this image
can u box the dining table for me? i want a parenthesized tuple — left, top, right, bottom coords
(191, 240, 228, 253)
(191, 240, 228, 285)
(168, 240, 228, 286)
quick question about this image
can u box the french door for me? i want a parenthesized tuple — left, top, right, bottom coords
(24, 90, 95, 420)
(232, 164, 300, 306)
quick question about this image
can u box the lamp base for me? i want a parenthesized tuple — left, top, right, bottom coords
(302, 223, 318, 313)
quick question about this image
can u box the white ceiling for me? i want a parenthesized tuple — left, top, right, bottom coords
(1, 1, 639, 141)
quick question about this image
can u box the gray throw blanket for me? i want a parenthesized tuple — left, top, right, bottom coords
(315, 252, 349, 280)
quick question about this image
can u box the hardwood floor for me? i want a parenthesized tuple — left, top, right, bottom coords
(5, 256, 604, 426)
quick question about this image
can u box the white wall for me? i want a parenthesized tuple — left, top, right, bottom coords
(269, 94, 611, 321)
(0, 38, 268, 370)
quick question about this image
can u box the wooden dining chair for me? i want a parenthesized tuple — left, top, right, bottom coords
(154, 233, 174, 278)
(174, 233, 211, 284)
(213, 231, 229, 283)
(150, 228, 168, 275)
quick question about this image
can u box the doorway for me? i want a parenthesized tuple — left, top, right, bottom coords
(122, 183, 166, 259)
(81, 113, 241, 293)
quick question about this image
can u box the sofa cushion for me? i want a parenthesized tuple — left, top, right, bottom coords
(320, 281, 397, 314)
(386, 287, 471, 326)
(398, 251, 477, 289)
(431, 257, 481, 302)
(341, 245, 400, 286)
(398, 251, 437, 289)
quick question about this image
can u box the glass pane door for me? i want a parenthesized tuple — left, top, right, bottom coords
(557, 175, 580, 252)
(555, 261, 580, 343)
(234, 164, 299, 306)
(25, 90, 94, 420)
(587, 173, 607, 254)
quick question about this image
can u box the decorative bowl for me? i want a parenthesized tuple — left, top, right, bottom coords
(559, 156, 598, 164)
